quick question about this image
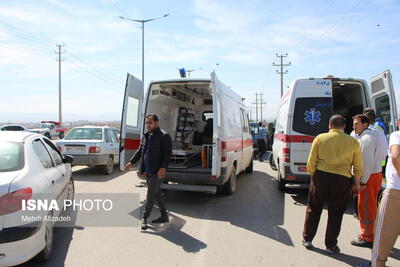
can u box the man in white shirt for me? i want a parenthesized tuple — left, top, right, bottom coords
(370, 119, 400, 267)
(350, 108, 388, 220)
(351, 114, 388, 248)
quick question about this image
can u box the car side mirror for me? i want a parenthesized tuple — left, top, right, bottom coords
(63, 155, 74, 164)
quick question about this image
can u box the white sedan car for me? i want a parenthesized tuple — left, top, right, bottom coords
(0, 124, 30, 132)
(55, 126, 120, 175)
(0, 131, 74, 266)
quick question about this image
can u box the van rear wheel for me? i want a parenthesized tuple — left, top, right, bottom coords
(245, 158, 253, 173)
(222, 165, 237, 195)
(278, 171, 286, 192)
(269, 153, 277, 171)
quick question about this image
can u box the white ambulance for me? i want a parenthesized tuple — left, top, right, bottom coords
(119, 72, 254, 195)
(271, 70, 397, 191)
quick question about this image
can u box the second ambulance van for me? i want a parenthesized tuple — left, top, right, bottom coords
(271, 70, 397, 191)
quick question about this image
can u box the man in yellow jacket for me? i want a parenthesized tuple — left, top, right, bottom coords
(302, 114, 363, 254)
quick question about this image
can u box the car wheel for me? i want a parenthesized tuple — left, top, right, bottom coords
(59, 131, 65, 139)
(278, 170, 286, 192)
(222, 165, 237, 195)
(67, 178, 75, 202)
(101, 156, 114, 175)
(37, 219, 54, 261)
(245, 158, 253, 173)
(45, 132, 51, 139)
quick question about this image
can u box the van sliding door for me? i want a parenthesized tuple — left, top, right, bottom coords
(370, 70, 398, 134)
(119, 73, 144, 171)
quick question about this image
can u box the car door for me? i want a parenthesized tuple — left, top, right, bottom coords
(120, 73, 144, 170)
(370, 70, 398, 134)
(105, 129, 118, 164)
(109, 129, 120, 164)
(42, 138, 70, 212)
(31, 139, 62, 213)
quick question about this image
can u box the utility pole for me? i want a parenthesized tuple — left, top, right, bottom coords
(56, 43, 65, 125)
(259, 93, 266, 121)
(252, 93, 266, 122)
(252, 93, 259, 122)
(273, 53, 291, 97)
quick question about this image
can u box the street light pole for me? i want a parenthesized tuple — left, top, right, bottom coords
(119, 14, 169, 86)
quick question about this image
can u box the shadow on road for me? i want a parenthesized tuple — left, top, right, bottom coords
(159, 169, 294, 247)
(72, 165, 124, 182)
(143, 214, 207, 253)
(310, 247, 370, 266)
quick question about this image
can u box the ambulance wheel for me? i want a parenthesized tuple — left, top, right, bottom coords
(245, 158, 253, 173)
(269, 153, 277, 171)
(278, 171, 286, 192)
(222, 165, 237, 195)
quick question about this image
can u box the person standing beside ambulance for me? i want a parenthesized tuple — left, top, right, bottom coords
(351, 114, 388, 248)
(303, 115, 363, 254)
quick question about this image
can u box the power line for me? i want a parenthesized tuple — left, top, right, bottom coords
(65, 59, 123, 89)
(65, 50, 123, 85)
(0, 22, 124, 88)
(321, 0, 388, 42)
(105, 0, 129, 17)
(0, 20, 55, 44)
(0, 39, 52, 59)
(287, 0, 339, 51)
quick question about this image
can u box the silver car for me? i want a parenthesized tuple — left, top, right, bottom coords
(55, 126, 120, 175)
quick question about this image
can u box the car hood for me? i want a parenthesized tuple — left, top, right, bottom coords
(30, 128, 48, 132)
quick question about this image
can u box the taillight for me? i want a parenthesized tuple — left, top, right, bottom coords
(283, 148, 290, 163)
(89, 146, 101, 153)
(0, 187, 32, 215)
(221, 142, 227, 162)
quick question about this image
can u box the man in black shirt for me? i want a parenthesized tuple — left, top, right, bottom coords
(124, 114, 172, 230)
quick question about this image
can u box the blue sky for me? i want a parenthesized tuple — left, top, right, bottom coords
(0, 0, 399, 123)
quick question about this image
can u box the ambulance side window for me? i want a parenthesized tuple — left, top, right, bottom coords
(375, 94, 391, 134)
(240, 109, 249, 133)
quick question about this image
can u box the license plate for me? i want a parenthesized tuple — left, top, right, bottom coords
(66, 146, 85, 153)
(298, 166, 307, 172)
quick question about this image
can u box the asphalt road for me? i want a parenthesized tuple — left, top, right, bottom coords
(20, 160, 400, 267)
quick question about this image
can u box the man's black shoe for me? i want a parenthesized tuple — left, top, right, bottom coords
(326, 245, 340, 254)
(302, 240, 314, 250)
(141, 219, 148, 230)
(351, 238, 373, 248)
(151, 216, 169, 224)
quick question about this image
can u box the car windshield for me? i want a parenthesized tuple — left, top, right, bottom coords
(0, 141, 24, 172)
(64, 128, 103, 140)
(40, 123, 52, 128)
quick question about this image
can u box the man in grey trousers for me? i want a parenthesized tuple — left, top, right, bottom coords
(124, 114, 172, 230)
